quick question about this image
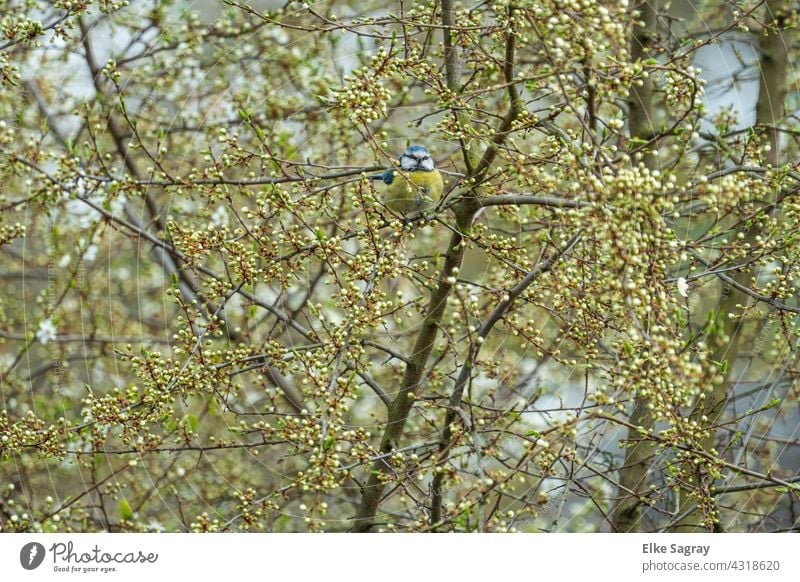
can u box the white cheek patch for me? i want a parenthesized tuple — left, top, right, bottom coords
(400, 155, 416, 171)
(420, 158, 434, 171)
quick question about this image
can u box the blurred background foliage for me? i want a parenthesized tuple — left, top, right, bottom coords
(0, 0, 798, 532)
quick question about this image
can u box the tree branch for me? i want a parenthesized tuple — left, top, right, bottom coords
(430, 232, 581, 527)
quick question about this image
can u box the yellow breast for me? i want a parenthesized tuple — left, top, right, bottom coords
(383, 170, 444, 214)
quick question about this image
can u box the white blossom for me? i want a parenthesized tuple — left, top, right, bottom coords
(677, 277, 689, 298)
(36, 319, 57, 345)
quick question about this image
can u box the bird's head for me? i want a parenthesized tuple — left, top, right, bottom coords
(399, 145, 435, 172)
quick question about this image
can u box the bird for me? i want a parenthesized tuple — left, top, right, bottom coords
(370, 145, 444, 215)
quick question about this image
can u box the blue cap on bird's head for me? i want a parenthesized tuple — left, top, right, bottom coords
(399, 145, 435, 172)
(404, 145, 429, 156)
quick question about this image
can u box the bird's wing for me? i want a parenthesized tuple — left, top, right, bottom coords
(368, 168, 395, 184)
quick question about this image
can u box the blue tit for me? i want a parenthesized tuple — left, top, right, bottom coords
(371, 145, 444, 214)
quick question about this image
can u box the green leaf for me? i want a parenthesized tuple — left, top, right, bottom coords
(623, 341, 633, 356)
(119, 498, 133, 520)
(182, 414, 199, 432)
